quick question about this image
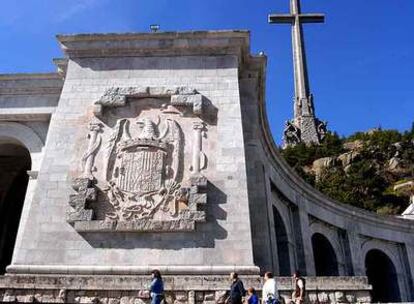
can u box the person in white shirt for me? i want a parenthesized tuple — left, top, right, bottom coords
(262, 272, 279, 304)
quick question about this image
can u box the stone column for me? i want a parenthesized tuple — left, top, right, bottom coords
(264, 175, 279, 274)
(347, 230, 364, 275)
(10, 170, 38, 266)
(404, 243, 414, 301)
(191, 122, 205, 175)
(299, 207, 316, 275)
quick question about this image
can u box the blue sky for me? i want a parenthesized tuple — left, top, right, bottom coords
(0, 0, 413, 144)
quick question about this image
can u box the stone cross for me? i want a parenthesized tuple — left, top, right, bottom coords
(269, 0, 327, 146)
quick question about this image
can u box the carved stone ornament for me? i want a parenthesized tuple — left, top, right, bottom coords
(93, 86, 203, 117)
(283, 120, 301, 146)
(67, 86, 208, 232)
(81, 121, 103, 179)
(316, 118, 328, 141)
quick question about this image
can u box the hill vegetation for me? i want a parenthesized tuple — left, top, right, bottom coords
(280, 124, 414, 215)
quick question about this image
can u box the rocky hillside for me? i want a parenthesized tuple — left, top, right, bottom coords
(280, 125, 414, 215)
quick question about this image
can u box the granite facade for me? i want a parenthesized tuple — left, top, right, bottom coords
(0, 31, 412, 303)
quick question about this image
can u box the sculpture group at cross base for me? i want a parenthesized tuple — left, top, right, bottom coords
(283, 119, 328, 147)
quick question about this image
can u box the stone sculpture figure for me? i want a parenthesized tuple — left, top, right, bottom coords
(316, 119, 328, 141)
(284, 120, 301, 146)
(81, 121, 103, 179)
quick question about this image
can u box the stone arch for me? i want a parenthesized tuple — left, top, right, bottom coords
(272, 205, 291, 276)
(0, 142, 31, 274)
(365, 249, 401, 302)
(311, 232, 339, 276)
(0, 122, 43, 153)
(309, 222, 346, 275)
(360, 240, 401, 271)
(0, 122, 44, 274)
(0, 122, 44, 173)
(360, 240, 406, 301)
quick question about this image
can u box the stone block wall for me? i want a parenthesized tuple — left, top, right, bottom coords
(2, 30, 414, 303)
(0, 275, 371, 304)
(10, 32, 258, 273)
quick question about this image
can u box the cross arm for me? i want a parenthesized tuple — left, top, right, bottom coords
(268, 14, 295, 24)
(299, 14, 325, 23)
(269, 13, 325, 24)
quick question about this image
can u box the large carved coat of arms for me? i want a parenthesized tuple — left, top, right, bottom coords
(106, 117, 183, 221)
(67, 86, 208, 232)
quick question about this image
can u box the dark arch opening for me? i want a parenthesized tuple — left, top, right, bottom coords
(273, 206, 291, 276)
(312, 233, 339, 276)
(365, 249, 401, 302)
(0, 142, 31, 274)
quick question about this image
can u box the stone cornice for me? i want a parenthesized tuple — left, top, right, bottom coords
(56, 30, 250, 60)
(6, 265, 260, 276)
(52, 58, 68, 78)
(0, 107, 55, 121)
(0, 87, 62, 96)
(0, 73, 61, 80)
(0, 73, 63, 96)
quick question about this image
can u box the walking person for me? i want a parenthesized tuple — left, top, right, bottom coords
(149, 269, 164, 304)
(227, 272, 246, 304)
(291, 271, 305, 304)
(262, 272, 279, 304)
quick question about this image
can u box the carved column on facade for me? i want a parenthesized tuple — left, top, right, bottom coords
(190, 121, 206, 176)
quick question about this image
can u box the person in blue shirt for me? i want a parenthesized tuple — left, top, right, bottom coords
(149, 269, 164, 304)
(246, 287, 259, 304)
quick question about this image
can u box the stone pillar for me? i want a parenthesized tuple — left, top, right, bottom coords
(339, 230, 355, 276)
(264, 176, 279, 274)
(191, 122, 204, 175)
(299, 207, 316, 275)
(404, 243, 414, 301)
(10, 170, 38, 266)
(347, 230, 364, 276)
